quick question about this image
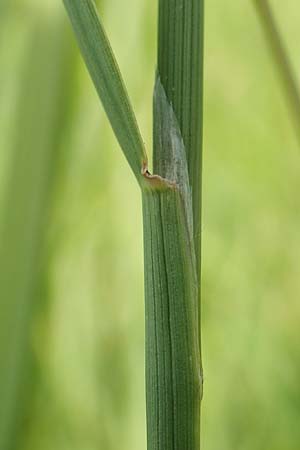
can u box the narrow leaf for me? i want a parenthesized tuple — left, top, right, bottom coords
(63, 0, 148, 183)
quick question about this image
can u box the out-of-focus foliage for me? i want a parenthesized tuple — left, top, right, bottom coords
(0, 1, 299, 450)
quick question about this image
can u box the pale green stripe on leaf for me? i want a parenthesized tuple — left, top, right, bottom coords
(63, 0, 147, 183)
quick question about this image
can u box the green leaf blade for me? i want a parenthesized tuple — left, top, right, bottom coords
(63, 0, 148, 183)
(0, 19, 75, 450)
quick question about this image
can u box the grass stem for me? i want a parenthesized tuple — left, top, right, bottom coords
(63, 2, 205, 448)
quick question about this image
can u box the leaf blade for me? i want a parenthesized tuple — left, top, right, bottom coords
(63, 0, 148, 183)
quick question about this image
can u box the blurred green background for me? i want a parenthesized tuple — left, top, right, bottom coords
(1, 1, 300, 449)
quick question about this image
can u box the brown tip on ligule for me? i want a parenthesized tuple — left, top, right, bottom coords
(141, 161, 175, 191)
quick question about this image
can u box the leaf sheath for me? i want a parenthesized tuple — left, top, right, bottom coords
(142, 187, 202, 450)
(143, 76, 202, 450)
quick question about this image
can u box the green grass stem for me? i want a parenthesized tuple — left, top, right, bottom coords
(63, 1, 204, 449)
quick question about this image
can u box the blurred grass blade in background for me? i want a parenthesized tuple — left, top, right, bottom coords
(253, 0, 300, 144)
(0, 15, 76, 450)
(63, 0, 148, 183)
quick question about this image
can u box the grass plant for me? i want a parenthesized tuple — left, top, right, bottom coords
(1, 1, 300, 450)
(63, 1, 204, 449)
